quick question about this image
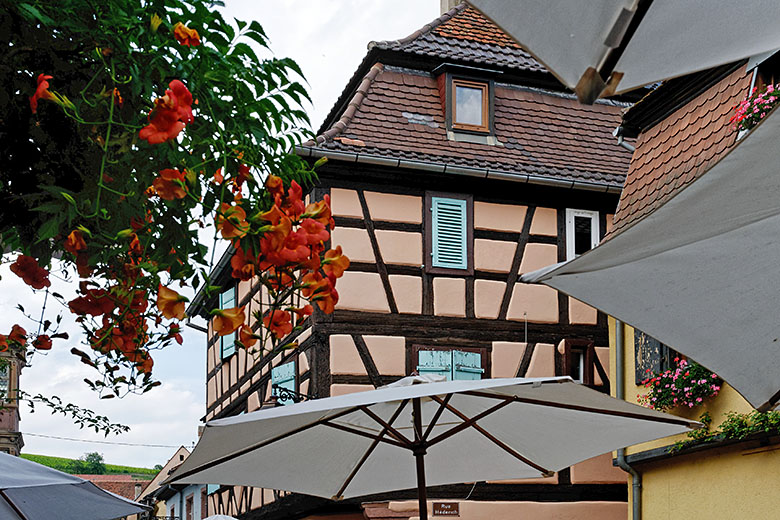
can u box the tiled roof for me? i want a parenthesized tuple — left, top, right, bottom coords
(76, 474, 148, 500)
(370, 4, 546, 73)
(308, 65, 631, 187)
(610, 66, 751, 235)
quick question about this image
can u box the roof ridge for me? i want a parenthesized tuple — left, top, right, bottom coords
(367, 3, 468, 51)
(308, 62, 384, 146)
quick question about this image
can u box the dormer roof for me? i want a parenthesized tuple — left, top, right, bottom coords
(302, 5, 632, 191)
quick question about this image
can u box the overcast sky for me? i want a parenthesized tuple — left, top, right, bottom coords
(7, 1, 441, 469)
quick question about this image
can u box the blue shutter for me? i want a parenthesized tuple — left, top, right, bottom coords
(206, 484, 220, 494)
(272, 362, 296, 406)
(431, 197, 468, 270)
(417, 350, 453, 380)
(219, 287, 237, 359)
(453, 350, 484, 381)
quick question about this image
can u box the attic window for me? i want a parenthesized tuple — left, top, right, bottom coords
(452, 79, 489, 133)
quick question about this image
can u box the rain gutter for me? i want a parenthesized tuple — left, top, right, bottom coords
(295, 146, 624, 194)
(615, 319, 641, 520)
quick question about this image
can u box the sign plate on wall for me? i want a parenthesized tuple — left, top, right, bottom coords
(433, 502, 460, 516)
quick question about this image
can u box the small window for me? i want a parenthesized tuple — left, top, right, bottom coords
(634, 330, 679, 384)
(218, 285, 237, 359)
(0, 363, 9, 401)
(415, 347, 486, 380)
(565, 209, 600, 261)
(425, 192, 473, 274)
(271, 361, 296, 406)
(185, 494, 193, 520)
(452, 79, 489, 133)
(560, 339, 608, 391)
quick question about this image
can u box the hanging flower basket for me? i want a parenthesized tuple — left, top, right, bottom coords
(730, 83, 780, 132)
(638, 358, 722, 411)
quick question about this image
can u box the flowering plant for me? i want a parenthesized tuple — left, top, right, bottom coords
(729, 83, 780, 132)
(0, 0, 348, 406)
(638, 358, 722, 411)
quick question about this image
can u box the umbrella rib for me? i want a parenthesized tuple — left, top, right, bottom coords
(0, 490, 28, 520)
(321, 421, 408, 449)
(462, 390, 695, 427)
(333, 399, 410, 499)
(425, 398, 513, 446)
(169, 406, 362, 483)
(422, 393, 452, 441)
(359, 405, 414, 447)
(428, 396, 552, 477)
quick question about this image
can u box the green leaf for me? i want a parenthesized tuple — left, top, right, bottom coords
(36, 216, 62, 243)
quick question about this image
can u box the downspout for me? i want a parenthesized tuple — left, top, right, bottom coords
(179, 487, 184, 520)
(615, 319, 641, 520)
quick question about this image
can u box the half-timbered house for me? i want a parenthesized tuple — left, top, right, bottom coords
(189, 3, 636, 519)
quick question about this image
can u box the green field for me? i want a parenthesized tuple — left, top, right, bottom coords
(20, 453, 158, 480)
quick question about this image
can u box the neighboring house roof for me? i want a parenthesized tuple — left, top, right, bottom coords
(610, 66, 751, 235)
(75, 474, 147, 500)
(370, 4, 546, 74)
(138, 446, 190, 501)
(304, 5, 632, 190)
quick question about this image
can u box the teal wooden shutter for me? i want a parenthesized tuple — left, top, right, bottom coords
(431, 197, 468, 270)
(417, 350, 453, 380)
(206, 484, 219, 494)
(453, 350, 484, 380)
(272, 361, 296, 406)
(219, 286, 237, 359)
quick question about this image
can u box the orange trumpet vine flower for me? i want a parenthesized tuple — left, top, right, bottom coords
(153, 168, 187, 200)
(212, 306, 245, 336)
(157, 285, 187, 320)
(173, 22, 201, 46)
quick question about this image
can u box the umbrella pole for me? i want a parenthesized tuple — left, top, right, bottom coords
(412, 397, 428, 520)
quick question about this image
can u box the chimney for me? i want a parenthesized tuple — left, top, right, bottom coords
(440, 0, 463, 15)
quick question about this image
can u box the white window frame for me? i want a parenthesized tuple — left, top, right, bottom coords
(565, 209, 600, 261)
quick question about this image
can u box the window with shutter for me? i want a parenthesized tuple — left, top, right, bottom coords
(416, 349, 485, 381)
(453, 350, 484, 380)
(271, 361, 296, 406)
(565, 209, 600, 261)
(425, 192, 473, 274)
(417, 350, 453, 380)
(218, 286, 237, 359)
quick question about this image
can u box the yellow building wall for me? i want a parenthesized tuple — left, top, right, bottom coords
(639, 443, 780, 520)
(609, 317, 780, 519)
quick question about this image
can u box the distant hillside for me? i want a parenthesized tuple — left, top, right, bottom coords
(21, 453, 158, 480)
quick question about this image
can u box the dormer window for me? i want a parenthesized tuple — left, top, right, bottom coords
(452, 79, 489, 133)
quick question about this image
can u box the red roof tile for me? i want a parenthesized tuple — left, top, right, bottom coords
(310, 65, 630, 187)
(610, 66, 751, 235)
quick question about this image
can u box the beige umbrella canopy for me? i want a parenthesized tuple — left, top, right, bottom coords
(171, 375, 698, 520)
(469, 0, 780, 103)
(521, 110, 780, 411)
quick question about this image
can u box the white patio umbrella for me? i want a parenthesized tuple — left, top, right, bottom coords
(0, 452, 149, 520)
(469, 0, 780, 103)
(520, 110, 780, 411)
(170, 375, 698, 520)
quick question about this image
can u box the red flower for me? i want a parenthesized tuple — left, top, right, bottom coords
(323, 246, 350, 279)
(266, 175, 284, 199)
(68, 289, 115, 316)
(153, 168, 187, 200)
(300, 218, 329, 245)
(64, 230, 87, 255)
(29, 74, 55, 113)
(173, 22, 201, 46)
(32, 335, 52, 350)
(239, 324, 258, 348)
(236, 163, 251, 187)
(216, 203, 249, 239)
(263, 310, 292, 339)
(230, 248, 257, 281)
(9, 325, 26, 346)
(10, 255, 51, 290)
(139, 80, 193, 144)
